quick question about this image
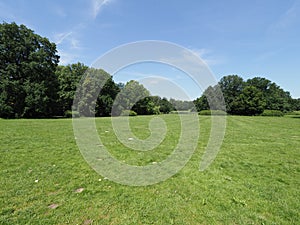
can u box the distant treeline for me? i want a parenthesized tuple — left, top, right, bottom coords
(1, 22, 299, 118)
(194, 75, 300, 115)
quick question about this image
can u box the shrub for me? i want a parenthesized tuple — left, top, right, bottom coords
(170, 111, 179, 114)
(285, 111, 300, 116)
(261, 110, 284, 117)
(121, 110, 137, 116)
(170, 111, 196, 114)
(64, 110, 80, 118)
(199, 110, 227, 116)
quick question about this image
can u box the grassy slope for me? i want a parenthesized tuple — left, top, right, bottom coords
(0, 115, 299, 224)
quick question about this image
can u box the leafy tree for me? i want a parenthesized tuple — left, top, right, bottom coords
(113, 80, 150, 115)
(96, 75, 120, 117)
(218, 75, 245, 114)
(133, 96, 157, 115)
(247, 77, 293, 112)
(231, 86, 266, 115)
(133, 96, 174, 115)
(158, 97, 174, 114)
(74, 68, 119, 117)
(194, 85, 225, 112)
(169, 98, 194, 111)
(0, 22, 59, 118)
(291, 98, 300, 111)
(56, 62, 88, 115)
(194, 95, 209, 112)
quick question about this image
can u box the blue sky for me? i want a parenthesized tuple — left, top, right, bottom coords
(1, 0, 299, 100)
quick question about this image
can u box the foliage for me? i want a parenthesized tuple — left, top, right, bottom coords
(133, 96, 174, 115)
(64, 110, 80, 118)
(198, 110, 227, 116)
(158, 97, 174, 114)
(169, 98, 194, 111)
(112, 80, 150, 116)
(291, 98, 300, 111)
(56, 63, 88, 115)
(0, 22, 59, 118)
(120, 110, 137, 116)
(73, 68, 119, 117)
(95, 75, 120, 117)
(285, 111, 300, 116)
(231, 86, 266, 116)
(247, 77, 293, 112)
(218, 75, 245, 113)
(194, 85, 226, 112)
(1, 22, 298, 119)
(261, 110, 284, 117)
(194, 75, 295, 116)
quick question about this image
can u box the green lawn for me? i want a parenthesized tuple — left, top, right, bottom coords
(0, 115, 299, 224)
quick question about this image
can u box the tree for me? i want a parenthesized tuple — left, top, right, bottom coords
(74, 68, 119, 117)
(194, 85, 225, 112)
(246, 77, 293, 112)
(231, 86, 266, 115)
(291, 98, 300, 111)
(112, 80, 150, 115)
(169, 98, 194, 111)
(218, 75, 245, 114)
(95, 75, 120, 117)
(0, 22, 59, 118)
(133, 96, 174, 115)
(56, 63, 88, 115)
(158, 97, 174, 114)
(133, 96, 157, 115)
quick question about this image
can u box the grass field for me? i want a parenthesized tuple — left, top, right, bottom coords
(0, 115, 299, 224)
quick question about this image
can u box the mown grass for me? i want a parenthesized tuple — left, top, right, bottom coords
(0, 115, 299, 224)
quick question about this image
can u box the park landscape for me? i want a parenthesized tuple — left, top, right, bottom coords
(1, 7, 300, 225)
(0, 115, 299, 224)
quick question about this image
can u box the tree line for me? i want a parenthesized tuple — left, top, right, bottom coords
(1, 22, 299, 118)
(0, 22, 175, 118)
(194, 75, 300, 115)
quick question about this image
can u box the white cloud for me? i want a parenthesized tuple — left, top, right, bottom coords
(91, 0, 113, 19)
(53, 31, 82, 65)
(57, 49, 78, 65)
(53, 31, 81, 49)
(54, 32, 73, 45)
(189, 48, 221, 66)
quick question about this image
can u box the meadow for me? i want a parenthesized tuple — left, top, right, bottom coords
(0, 115, 299, 224)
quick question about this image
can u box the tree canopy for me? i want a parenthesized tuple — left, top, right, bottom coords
(0, 22, 59, 118)
(1, 22, 299, 118)
(194, 75, 296, 115)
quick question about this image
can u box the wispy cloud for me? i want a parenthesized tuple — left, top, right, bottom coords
(53, 31, 81, 49)
(269, 1, 300, 32)
(57, 49, 79, 65)
(53, 31, 82, 65)
(190, 48, 221, 66)
(91, 0, 113, 19)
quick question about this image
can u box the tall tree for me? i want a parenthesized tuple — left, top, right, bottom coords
(231, 86, 266, 115)
(112, 80, 150, 115)
(56, 63, 88, 115)
(291, 98, 300, 111)
(74, 68, 119, 117)
(194, 85, 225, 112)
(247, 77, 293, 112)
(158, 97, 174, 114)
(0, 22, 59, 118)
(95, 75, 120, 117)
(218, 75, 245, 114)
